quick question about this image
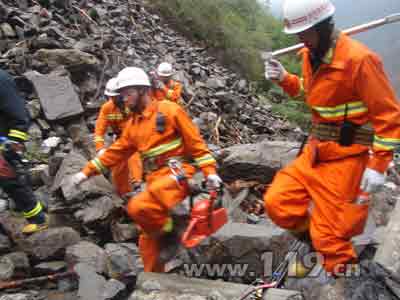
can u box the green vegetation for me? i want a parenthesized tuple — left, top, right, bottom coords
(151, 0, 300, 83)
(151, 0, 308, 127)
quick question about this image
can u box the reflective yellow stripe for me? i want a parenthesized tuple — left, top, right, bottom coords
(91, 157, 107, 173)
(23, 202, 42, 218)
(162, 218, 173, 233)
(106, 114, 124, 120)
(94, 136, 105, 142)
(142, 138, 182, 159)
(373, 135, 400, 151)
(194, 154, 216, 167)
(312, 101, 368, 119)
(8, 129, 29, 141)
(297, 77, 305, 98)
(166, 89, 174, 99)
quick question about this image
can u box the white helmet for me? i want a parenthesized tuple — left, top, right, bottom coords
(104, 77, 120, 96)
(283, 0, 335, 34)
(116, 67, 151, 90)
(156, 62, 174, 77)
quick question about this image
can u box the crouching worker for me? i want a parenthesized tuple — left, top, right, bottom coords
(94, 77, 143, 198)
(0, 69, 48, 234)
(71, 67, 222, 272)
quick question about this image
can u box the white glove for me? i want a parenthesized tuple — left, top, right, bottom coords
(360, 168, 385, 194)
(206, 174, 223, 190)
(71, 172, 88, 186)
(97, 148, 106, 156)
(264, 59, 287, 82)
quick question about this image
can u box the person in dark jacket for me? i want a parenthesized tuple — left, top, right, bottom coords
(0, 69, 48, 234)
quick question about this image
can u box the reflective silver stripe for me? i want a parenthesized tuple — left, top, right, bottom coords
(91, 158, 107, 173)
(312, 101, 368, 119)
(194, 154, 216, 167)
(373, 135, 400, 151)
(23, 202, 42, 218)
(142, 138, 182, 159)
(9, 129, 29, 141)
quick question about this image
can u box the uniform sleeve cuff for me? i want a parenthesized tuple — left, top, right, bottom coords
(367, 154, 393, 173)
(200, 165, 217, 178)
(82, 163, 98, 177)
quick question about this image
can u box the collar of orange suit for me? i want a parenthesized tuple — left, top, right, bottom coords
(133, 98, 159, 120)
(298, 29, 341, 66)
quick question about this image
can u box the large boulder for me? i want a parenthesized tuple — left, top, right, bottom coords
(34, 49, 100, 71)
(104, 243, 143, 279)
(51, 151, 120, 205)
(172, 221, 295, 283)
(65, 241, 107, 274)
(218, 140, 300, 183)
(24, 70, 84, 121)
(130, 272, 302, 300)
(74, 196, 115, 225)
(17, 227, 81, 261)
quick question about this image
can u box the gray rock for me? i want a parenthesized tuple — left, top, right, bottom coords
(0, 294, 33, 300)
(74, 196, 115, 224)
(18, 227, 81, 260)
(0, 23, 15, 38)
(66, 120, 96, 159)
(219, 140, 300, 183)
(24, 71, 84, 121)
(133, 272, 255, 300)
(191, 222, 294, 280)
(104, 243, 143, 279)
(2, 252, 30, 273)
(34, 261, 67, 274)
(52, 151, 116, 203)
(206, 77, 226, 90)
(0, 212, 27, 242)
(26, 99, 41, 119)
(48, 153, 66, 177)
(65, 241, 107, 274)
(0, 256, 14, 280)
(29, 164, 48, 187)
(316, 278, 346, 300)
(0, 233, 11, 253)
(74, 263, 107, 300)
(111, 222, 139, 242)
(27, 122, 42, 142)
(374, 196, 400, 275)
(34, 49, 100, 70)
(101, 279, 126, 300)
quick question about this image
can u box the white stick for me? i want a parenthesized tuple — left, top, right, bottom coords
(261, 13, 400, 60)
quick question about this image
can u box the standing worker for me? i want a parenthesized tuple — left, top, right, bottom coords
(0, 69, 48, 234)
(150, 62, 183, 104)
(264, 0, 400, 276)
(94, 77, 143, 197)
(72, 67, 221, 272)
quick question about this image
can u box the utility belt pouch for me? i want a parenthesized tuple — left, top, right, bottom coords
(339, 120, 357, 146)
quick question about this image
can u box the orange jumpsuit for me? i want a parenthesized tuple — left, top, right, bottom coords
(264, 33, 400, 273)
(84, 99, 217, 272)
(94, 99, 142, 196)
(151, 79, 183, 103)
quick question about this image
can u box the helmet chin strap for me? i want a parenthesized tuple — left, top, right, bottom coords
(130, 89, 149, 113)
(313, 17, 335, 59)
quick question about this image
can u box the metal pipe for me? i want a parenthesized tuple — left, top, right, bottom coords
(262, 13, 400, 60)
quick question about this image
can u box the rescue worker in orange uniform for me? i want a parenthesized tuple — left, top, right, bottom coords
(94, 77, 143, 197)
(264, 0, 400, 276)
(71, 67, 221, 272)
(150, 62, 183, 103)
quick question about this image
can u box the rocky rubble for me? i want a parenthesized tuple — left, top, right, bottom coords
(0, 0, 397, 300)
